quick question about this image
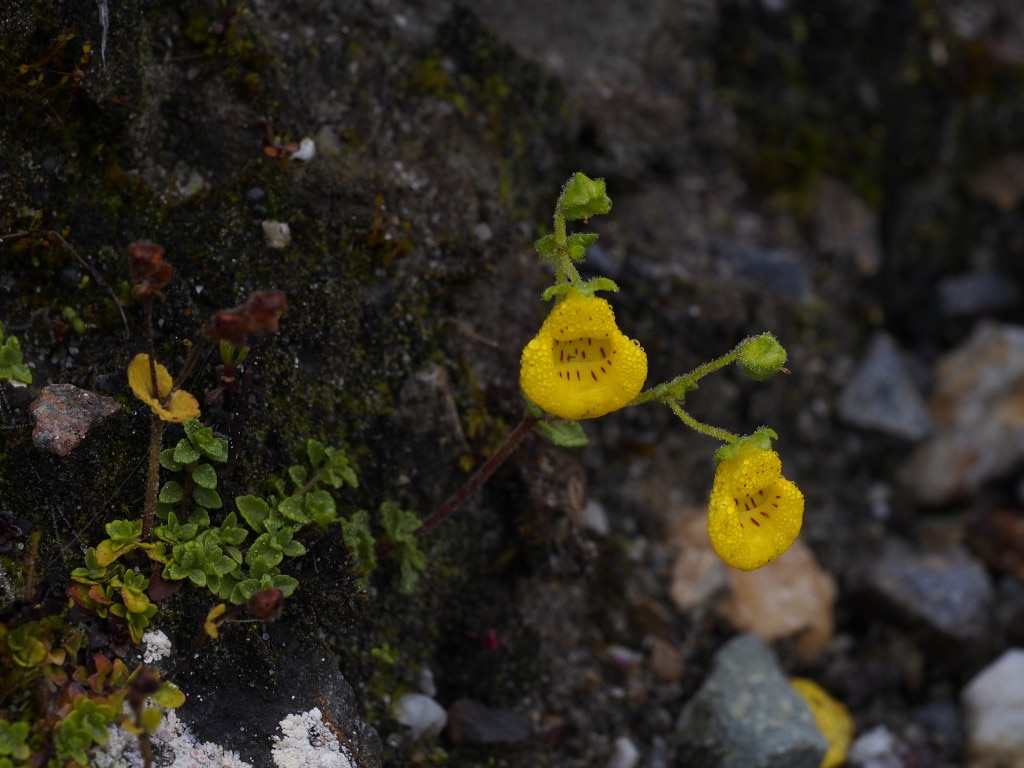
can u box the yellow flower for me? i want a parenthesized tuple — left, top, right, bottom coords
(790, 677, 854, 768)
(707, 443, 803, 570)
(204, 603, 228, 639)
(127, 353, 201, 423)
(520, 290, 647, 420)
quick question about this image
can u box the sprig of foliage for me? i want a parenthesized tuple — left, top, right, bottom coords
(0, 322, 31, 384)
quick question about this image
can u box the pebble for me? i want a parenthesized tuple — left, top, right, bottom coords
(675, 634, 827, 768)
(810, 176, 882, 276)
(606, 736, 640, 768)
(847, 725, 904, 768)
(717, 538, 837, 661)
(838, 333, 934, 441)
(392, 693, 447, 740)
(937, 270, 1022, 317)
(901, 322, 1024, 504)
(853, 537, 994, 657)
(262, 220, 292, 249)
(667, 506, 727, 613)
(30, 383, 122, 456)
(715, 242, 811, 302)
(961, 648, 1024, 768)
(445, 698, 533, 746)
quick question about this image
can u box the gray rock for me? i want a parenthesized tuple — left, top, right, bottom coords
(853, 537, 995, 657)
(715, 242, 811, 303)
(937, 270, 1022, 317)
(674, 634, 826, 768)
(961, 648, 1024, 768)
(30, 384, 122, 456)
(838, 333, 934, 441)
(446, 698, 533, 746)
(901, 322, 1024, 504)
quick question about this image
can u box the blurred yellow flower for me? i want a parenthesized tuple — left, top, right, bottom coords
(707, 443, 803, 570)
(520, 290, 647, 420)
(127, 353, 200, 423)
(790, 677, 854, 768)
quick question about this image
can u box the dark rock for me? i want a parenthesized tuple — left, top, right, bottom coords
(30, 384, 122, 456)
(177, 620, 382, 768)
(937, 270, 1022, 317)
(674, 634, 826, 768)
(838, 333, 934, 441)
(714, 242, 811, 303)
(853, 537, 995, 659)
(446, 698, 533, 746)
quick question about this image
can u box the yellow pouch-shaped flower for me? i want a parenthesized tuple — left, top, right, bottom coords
(707, 443, 803, 570)
(128, 353, 201, 423)
(520, 290, 647, 420)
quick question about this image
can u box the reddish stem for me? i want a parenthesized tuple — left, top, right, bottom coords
(416, 412, 539, 539)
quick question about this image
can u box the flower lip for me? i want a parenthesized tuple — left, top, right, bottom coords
(520, 290, 647, 420)
(707, 442, 804, 570)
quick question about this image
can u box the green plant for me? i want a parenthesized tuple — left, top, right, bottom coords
(0, 322, 31, 384)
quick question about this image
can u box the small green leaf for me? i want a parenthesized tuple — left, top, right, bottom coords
(236, 495, 270, 532)
(151, 681, 186, 709)
(341, 510, 376, 580)
(159, 448, 184, 472)
(172, 439, 200, 466)
(306, 439, 326, 468)
(105, 519, 142, 543)
(287, 464, 308, 487)
(535, 419, 589, 448)
(192, 486, 222, 510)
(158, 481, 185, 505)
(278, 495, 310, 524)
(191, 463, 218, 489)
(269, 573, 299, 596)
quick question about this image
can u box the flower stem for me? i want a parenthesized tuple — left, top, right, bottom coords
(667, 401, 738, 444)
(141, 413, 165, 541)
(415, 412, 540, 540)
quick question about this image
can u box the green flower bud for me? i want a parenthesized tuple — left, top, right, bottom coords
(736, 333, 788, 381)
(556, 172, 612, 221)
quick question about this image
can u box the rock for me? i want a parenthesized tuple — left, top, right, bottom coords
(445, 698, 533, 746)
(961, 648, 1024, 768)
(901, 322, 1024, 504)
(965, 508, 1024, 580)
(937, 271, 1022, 318)
(30, 383, 122, 456)
(715, 242, 811, 302)
(648, 636, 684, 683)
(178, 621, 382, 768)
(838, 333, 934, 441)
(852, 537, 995, 657)
(811, 176, 882, 277)
(675, 634, 827, 768)
(392, 693, 448, 740)
(606, 736, 640, 768)
(717, 538, 837, 662)
(966, 154, 1024, 212)
(847, 725, 905, 768)
(668, 506, 727, 613)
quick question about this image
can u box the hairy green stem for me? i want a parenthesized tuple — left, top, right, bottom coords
(668, 401, 738, 443)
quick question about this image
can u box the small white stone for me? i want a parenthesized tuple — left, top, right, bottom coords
(962, 648, 1024, 768)
(262, 220, 292, 249)
(141, 630, 173, 664)
(392, 693, 447, 740)
(290, 137, 316, 162)
(847, 725, 904, 768)
(606, 736, 640, 768)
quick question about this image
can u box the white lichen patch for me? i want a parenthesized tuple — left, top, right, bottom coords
(91, 709, 252, 768)
(272, 707, 352, 768)
(141, 629, 173, 665)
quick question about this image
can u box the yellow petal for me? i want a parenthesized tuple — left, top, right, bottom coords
(128, 353, 173, 405)
(707, 443, 804, 570)
(127, 353, 201, 423)
(520, 290, 647, 419)
(790, 677, 854, 768)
